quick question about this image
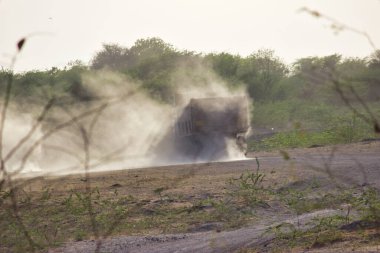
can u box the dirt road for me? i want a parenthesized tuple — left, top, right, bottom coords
(52, 209, 351, 253)
(50, 141, 380, 253)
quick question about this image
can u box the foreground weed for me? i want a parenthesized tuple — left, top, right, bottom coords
(355, 187, 380, 225)
(40, 187, 52, 201)
(228, 158, 271, 208)
(0, 187, 131, 252)
(266, 215, 346, 250)
(153, 187, 167, 201)
(279, 187, 354, 215)
(310, 215, 346, 247)
(74, 230, 87, 241)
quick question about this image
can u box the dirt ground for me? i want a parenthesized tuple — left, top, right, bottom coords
(30, 139, 380, 193)
(7, 140, 380, 253)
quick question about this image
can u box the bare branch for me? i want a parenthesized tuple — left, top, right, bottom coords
(58, 102, 106, 252)
(4, 98, 55, 162)
(300, 7, 377, 50)
(9, 99, 119, 177)
(333, 79, 373, 124)
(10, 90, 135, 177)
(4, 173, 41, 252)
(43, 144, 84, 163)
(0, 72, 14, 165)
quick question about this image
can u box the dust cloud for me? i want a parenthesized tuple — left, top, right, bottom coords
(3, 65, 251, 178)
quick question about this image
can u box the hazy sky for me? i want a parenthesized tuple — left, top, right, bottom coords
(1, 0, 379, 72)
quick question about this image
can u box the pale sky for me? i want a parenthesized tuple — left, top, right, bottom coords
(1, 0, 379, 72)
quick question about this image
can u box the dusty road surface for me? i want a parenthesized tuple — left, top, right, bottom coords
(51, 210, 349, 253)
(46, 141, 380, 253)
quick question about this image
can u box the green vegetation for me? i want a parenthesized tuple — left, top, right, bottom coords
(250, 111, 378, 151)
(227, 158, 272, 209)
(1, 163, 379, 252)
(1, 38, 379, 252)
(1, 37, 379, 151)
(356, 187, 380, 224)
(259, 187, 380, 252)
(265, 215, 347, 251)
(0, 173, 263, 252)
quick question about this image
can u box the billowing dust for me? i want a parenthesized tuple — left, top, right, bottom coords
(3, 66, 250, 177)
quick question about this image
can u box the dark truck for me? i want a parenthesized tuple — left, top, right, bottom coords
(175, 96, 249, 137)
(156, 96, 250, 162)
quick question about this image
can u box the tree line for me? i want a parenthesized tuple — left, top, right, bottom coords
(1, 37, 379, 108)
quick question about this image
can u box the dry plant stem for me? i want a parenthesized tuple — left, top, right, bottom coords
(301, 7, 377, 50)
(320, 147, 337, 182)
(308, 147, 367, 188)
(0, 72, 14, 168)
(1, 98, 54, 190)
(324, 67, 380, 131)
(349, 85, 379, 126)
(80, 127, 103, 252)
(333, 79, 377, 126)
(306, 148, 342, 188)
(352, 158, 369, 186)
(84, 103, 138, 252)
(0, 38, 133, 252)
(51, 144, 130, 173)
(12, 91, 136, 177)
(0, 46, 41, 250)
(4, 98, 55, 162)
(10, 101, 110, 176)
(88, 103, 107, 140)
(60, 105, 106, 252)
(88, 144, 129, 166)
(0, 46, 19, 171)
(1, 73, 116, 252)
(6, 174, 41, 251)
(0, 161, 5, 190)
(302, 7, 380, 132)
(43, 144, 84, 164)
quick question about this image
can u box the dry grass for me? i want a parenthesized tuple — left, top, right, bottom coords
(1, 142, 380, 252)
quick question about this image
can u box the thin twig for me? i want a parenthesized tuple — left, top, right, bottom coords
(10, 102, 111, 176)
(349, 85, 379, 125)
(43, 144, 84, 163)
(300, 7, 377, 50)
(6, 174, 41, 251)
(4, 98, 55, 162)
(59, 103, 105, 252)
(0, 72, 14, 166)
(11, 91, 135, 177)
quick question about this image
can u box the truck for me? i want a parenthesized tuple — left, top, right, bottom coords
(155, 96, 250, 162)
